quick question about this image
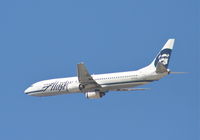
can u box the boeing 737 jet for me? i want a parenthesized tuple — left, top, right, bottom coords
(25, 39, 177, 99)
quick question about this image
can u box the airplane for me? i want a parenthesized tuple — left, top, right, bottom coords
(24, 39, 178, 99)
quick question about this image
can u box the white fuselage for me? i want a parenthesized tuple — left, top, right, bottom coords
(24, 66, 167, 97)
(24, 39, 175, 98)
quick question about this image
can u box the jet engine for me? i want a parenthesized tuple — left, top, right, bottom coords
(85, 91, 105, 99)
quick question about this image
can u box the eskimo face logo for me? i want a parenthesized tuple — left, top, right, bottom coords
(158, 53, 169, 65)
(154, 49, 172, 68)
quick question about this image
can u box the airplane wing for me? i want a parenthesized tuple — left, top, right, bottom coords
(77, 63, 101, 90)
(110, 88, 149, 91)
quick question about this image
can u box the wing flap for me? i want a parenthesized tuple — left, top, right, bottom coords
(110, 88, 150, 91)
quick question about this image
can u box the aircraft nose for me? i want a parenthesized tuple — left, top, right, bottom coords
(24, 87, 31, 94)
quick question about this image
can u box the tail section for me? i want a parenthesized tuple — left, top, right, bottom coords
(149, 39, 175, 70)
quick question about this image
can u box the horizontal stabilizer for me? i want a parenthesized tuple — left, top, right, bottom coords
(169, 72, 188, 74)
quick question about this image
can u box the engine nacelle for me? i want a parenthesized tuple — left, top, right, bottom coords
(85, 91, 105, 99)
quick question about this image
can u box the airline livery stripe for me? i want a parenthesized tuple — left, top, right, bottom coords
(25, 90, 44, 94)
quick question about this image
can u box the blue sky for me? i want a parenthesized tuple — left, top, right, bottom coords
(0, 0, 199, 140)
